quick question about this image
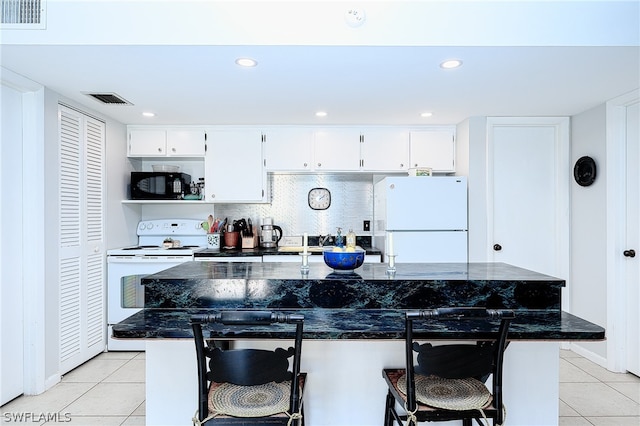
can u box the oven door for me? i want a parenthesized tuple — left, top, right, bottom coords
(107, 255, 191, 350)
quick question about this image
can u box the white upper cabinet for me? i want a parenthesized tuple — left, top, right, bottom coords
(313, 129, 362, 171)
(409, 129, 456, 172)
(128, 127, 206, 157)
(204, 129, 268, 203)
(361, 129, 409, 172)
(264, 128, 314, 171)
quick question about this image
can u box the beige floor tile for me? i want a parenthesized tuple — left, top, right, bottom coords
(560, 358, 599, 383)
(64, 383, 145, 417)
(121, 415, 145, 425)
(1, 382, 94, 415)
(585, 417, 640, 426)
(561, 349, 583, 359)
(95, 351, 141, 361)
(567, 358, 640, 383)
(62, 359, 130, 383)
(103, 359, 146, 383)
(608, 382, 640, 404)
(559, 400, 581, 416)
(64, 415, 127, 425)
(559, 416, 594, 425)
(132, 401, 145, 417)
(560, 382, 640, 417)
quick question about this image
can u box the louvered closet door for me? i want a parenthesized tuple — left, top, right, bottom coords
(58, 105, 105, 374)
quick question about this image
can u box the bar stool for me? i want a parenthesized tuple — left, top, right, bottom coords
(191, 311, 306, 425)
(382, 307, 515, 426)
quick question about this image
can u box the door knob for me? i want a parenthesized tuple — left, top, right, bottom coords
(623, 249, 636, 258)
(493, 244, 502, 251)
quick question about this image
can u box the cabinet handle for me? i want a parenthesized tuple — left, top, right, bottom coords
(303, 163, 308, 167)
(172, 147, 176, 152)
(158, 147, 162, 153)
(414, 163, 418, 167)
(624, 249, 636, 258)
(493, 244, 502, 251)
(317, 163, 322, 167)
(400, 163, 404, 168)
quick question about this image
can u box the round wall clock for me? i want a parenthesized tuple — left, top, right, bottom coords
(574, 156, 597, 187)
(308, 187, 331, 210)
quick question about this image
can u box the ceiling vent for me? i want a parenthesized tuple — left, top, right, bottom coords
(1, 0, 45, 28)
(85, 93, 133, 106)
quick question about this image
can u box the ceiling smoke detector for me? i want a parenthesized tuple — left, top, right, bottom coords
(84, 92, 132, 105)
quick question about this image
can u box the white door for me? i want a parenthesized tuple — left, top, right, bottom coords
(1, 83, 24, 405)
(58, 105, 106, 374)
(487, 118, 570, 279)
(624, 101, 639, 376)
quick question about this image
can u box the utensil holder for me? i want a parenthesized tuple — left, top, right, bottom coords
(223, 231, 240, 248)
(207, 233, 221, 250)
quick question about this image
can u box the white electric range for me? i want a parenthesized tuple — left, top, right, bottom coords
(106, 219, 207, 350)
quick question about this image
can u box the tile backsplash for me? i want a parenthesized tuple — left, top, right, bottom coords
(214, 174, 375, 237)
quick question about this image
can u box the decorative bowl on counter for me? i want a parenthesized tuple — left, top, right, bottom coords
(323, 247, 365, 271)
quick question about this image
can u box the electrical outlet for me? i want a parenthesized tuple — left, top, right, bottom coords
(363, 220, 370, 231)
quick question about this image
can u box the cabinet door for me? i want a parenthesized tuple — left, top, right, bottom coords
(128, 129, 166, 156)
(361, 129, 409, 171)
(167, 130, 206, 156)
(313, 129, 361, 171)
(264, 128, 313, 171)
(409, 130, 455, 172)
(205, 130, 266, 202)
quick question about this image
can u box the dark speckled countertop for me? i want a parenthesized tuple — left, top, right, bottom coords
(112, 262, 605, 342)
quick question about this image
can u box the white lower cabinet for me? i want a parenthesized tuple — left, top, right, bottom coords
(204, 129, 268, 203)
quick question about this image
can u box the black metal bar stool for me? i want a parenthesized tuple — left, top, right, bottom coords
(191, 311, 306, 426)
(382, 307, 515, 426)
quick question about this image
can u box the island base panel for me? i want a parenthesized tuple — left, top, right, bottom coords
(144, 340, 559, 426)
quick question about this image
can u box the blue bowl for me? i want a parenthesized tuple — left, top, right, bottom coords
(323, 248, 366, 271)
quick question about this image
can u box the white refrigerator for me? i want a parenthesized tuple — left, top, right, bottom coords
(373, 176, 468, 263)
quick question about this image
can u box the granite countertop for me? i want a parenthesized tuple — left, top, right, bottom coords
(112, 308, 604, 341)
(111, 261, 605, 342)
(141, 262, 565, 311)
(194, 246, 382, 258)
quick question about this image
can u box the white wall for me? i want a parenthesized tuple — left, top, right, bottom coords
(569, 104, 608, 359)
(457, 117, 489, 262)
(1, 83, 25, 404)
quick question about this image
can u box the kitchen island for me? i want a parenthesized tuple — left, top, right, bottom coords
(113, 262, 604, 426)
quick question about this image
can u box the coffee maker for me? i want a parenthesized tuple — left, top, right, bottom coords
(260, 217, 283, 248)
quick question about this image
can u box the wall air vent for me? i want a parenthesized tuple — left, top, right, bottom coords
(84, 93, 133, 106)
(1, 0, 45, 28)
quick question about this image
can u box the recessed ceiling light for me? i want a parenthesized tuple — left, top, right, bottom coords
(440, 59, 463, 69)
(235, 57, 257, 67)
(142, 112, 155, 117)
(315, 111, 327, 117)
(420, 112, 433, 118)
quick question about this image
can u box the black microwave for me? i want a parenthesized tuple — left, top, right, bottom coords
(130, 172, 192, 200)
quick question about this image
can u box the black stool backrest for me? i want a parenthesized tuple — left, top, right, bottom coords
(404, 307, 515, 420)
(190, 311, 304, 422)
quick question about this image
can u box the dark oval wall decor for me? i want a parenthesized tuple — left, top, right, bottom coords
(574, 156, 597, 186)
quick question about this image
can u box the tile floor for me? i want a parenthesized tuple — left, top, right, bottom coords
(2, 349, 639, 425)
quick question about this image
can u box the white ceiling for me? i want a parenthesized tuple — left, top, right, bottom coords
(1, 2, 639, 126)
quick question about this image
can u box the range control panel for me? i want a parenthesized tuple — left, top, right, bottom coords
(137, 219, 206, 236)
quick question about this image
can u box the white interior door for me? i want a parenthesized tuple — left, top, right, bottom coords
(624, 101, 639, 377)
(487, 118, 570, 279)
(1, 84, 24, 405)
